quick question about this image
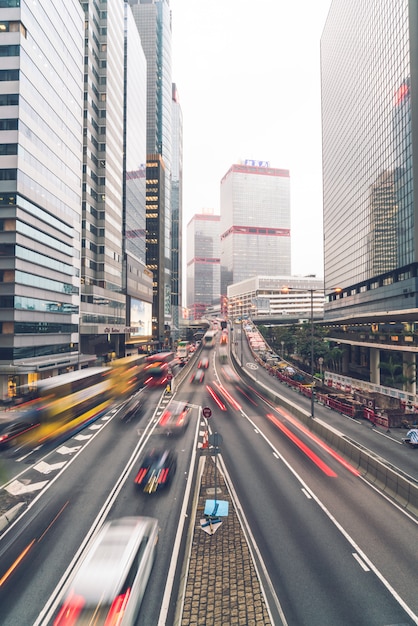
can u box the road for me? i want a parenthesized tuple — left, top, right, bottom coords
(0, 337, 417, 625)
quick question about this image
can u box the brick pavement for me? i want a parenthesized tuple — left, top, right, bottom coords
(179, 453, 272, 626)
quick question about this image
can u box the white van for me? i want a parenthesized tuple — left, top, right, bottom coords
(53, 516, 158, 625)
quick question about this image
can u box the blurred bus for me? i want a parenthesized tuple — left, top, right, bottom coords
(202, 330, 216, 349)
(109, 353, 147, 399)
(9, 367, 113, 449)
(176, 340, 190, 364)
(143, 352, 175, 388)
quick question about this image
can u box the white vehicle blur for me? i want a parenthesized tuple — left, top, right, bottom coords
(53, 516, 158, 625)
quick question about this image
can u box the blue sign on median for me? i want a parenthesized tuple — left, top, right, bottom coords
(204, 499, 229, 517)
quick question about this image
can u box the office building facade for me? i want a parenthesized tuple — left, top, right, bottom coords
(321, 0, 418, 392)
(171, 83, 183, 339)
(123, 3, 154, 353)
(322, 0, 418, 320)
(220, 162, 291, 297)
(129, 0, 173, 346)
(0, 0, 84, 399)
(227, 276, 325, 320)
(187, 212, 220, 320)
(79, 1, 127, 360)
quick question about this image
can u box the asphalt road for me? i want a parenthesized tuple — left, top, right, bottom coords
(0, 339, 417, 625)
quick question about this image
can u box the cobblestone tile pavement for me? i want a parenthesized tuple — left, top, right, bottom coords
(179, 454, 272, 626)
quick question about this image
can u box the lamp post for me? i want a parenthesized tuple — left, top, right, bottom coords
(240, 310, 243, 364)
(309, 289, 315, 418)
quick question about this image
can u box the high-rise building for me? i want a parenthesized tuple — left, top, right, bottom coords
(79, 1, 126, 360)
(321, 0, 418, 320)
(187, 212, 220, 320)
(0, 0, 84, 399)
(171, 83, 183, 340)
(123, 2, 154, 353)
(129, 0, 173, 347)
(220, 162, 291, 297)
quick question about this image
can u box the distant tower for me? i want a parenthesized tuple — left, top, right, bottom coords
(187, 212, 220, 320)
(220, 161, 291, 296)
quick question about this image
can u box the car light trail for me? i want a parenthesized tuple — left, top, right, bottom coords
(273, 406, 361, 477)
(38, 501, 70, 542)
(205, 386, 227, 411)
(266, 413, 337, 477)
(213, 382, 241, 411)
(0, 539, 35, 586)
(234, 386, 258, 406)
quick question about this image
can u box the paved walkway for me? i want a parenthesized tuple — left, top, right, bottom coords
(178, 453, 272, 626)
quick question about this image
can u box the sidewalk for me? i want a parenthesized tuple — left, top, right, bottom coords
(178, 453, 272, 626)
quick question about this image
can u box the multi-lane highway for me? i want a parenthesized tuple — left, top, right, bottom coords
(0, 334, 417, 625)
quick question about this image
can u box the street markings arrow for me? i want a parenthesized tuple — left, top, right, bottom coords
(34, 461, 67, 475)
(5, 479, 49, 495)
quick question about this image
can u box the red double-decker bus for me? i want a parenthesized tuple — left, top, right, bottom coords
(143, 352, 175, 388)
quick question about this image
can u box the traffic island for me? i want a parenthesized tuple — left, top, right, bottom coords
(179, 455, 272, 626)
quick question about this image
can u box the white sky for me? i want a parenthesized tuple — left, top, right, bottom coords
(170, 0, 332, 279)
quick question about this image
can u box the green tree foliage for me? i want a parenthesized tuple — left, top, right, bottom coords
(259, 323, 342, 375)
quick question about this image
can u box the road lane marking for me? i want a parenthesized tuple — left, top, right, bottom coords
(34, 461, 66, 475)
(6, 480, 49, 495)
(352, 553, 370, 571)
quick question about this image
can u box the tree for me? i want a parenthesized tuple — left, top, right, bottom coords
(378, 354, 404, 388)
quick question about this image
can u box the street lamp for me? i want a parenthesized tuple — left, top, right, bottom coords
(309, 289, 315, 418)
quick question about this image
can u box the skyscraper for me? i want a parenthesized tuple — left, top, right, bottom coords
(171, 83, 183, 339)
(220, 161, 291, 296)
(123, 2, 154, 353)
(80, 1, 126, 359)
(129, 0, 173, 346)
(0, 0, 84, 399)
(321, 0, 418, 319)
(187, 212, 220, 320)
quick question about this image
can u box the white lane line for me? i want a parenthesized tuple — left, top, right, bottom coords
(352, 552, 370, 571)
(301, 488, 312, 499)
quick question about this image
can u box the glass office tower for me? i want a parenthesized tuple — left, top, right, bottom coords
(171, 83, 183, 339)
(123, 3, 153, 352)
(80, 1, 126, 359)
(220, 162, 291, 296)
(0, 0, 84, 398)
(322, 0, 418, 319)
(129, 0, 173, 346)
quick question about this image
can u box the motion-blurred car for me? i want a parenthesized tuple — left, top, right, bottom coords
(0, 418, 40, 450)
(134, 448, 177, 493)
(53, 516, 158, 626)
(198, 357, 209, 369)
(221, 365, 240, 383)
(190, 369, 205, 384)
(158, 400, 191, 434)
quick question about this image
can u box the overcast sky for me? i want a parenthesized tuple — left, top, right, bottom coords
(170, 0, 332, 279)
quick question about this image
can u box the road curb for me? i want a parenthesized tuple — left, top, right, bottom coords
(0, 502, 25, 531)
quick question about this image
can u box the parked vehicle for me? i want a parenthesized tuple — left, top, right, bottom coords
(403, 429, 418, 448)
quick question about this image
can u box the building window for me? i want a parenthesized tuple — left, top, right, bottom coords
(0, 69, 19, 81)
